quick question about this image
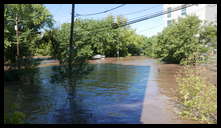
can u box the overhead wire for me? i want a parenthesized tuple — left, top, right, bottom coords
(126, 5, 165, 22)
(123, 4, 194, 27)
(122, 5, 161, 16)
(74, 4, 193, 32)
(137, 4, 205, 34)
(75, 4, 126, 17)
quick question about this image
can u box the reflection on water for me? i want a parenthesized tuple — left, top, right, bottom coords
(4, 61, 150, 124)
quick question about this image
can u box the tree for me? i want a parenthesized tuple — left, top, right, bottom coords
(151, 16, 216, 64)
(4, 4, 54, 69)
(142, 36, 157, 57)
(48, 15, 146, 65)
(199, 23, 217, 52)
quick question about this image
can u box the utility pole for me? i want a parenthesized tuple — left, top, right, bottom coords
(69, 4, 75, 70)
(15, 14, 20, 70)
(117, 45, 119, 58)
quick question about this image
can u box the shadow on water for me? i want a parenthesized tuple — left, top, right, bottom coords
(4, 61, 150, 124)
(4, 57, 43, 82)
(48, 63, 95, 123)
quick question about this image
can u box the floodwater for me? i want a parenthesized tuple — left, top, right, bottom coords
(4, 56, 200, 124)
(4, 57, 150, 124)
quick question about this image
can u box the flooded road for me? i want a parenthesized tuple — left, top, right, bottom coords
(90, 56, 200, 124)
(4, 56, 200, 124)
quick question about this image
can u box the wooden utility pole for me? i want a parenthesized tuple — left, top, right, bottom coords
(69, 4, 75, 70)
(15, 14, 20, 70)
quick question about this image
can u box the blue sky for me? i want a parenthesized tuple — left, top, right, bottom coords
(44, 4, 164, 37)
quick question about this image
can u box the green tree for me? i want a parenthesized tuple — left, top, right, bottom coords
(151, 16, 216, 64)
(142, 36, 157, 57)
(42, 14, 149, 69)
(4, 4, 54, 69)
(199, 23, 217, 53)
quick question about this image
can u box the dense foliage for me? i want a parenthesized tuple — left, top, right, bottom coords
(143, 16, 217, 64)
(42, 15, 146, 65)
(4, 4, 53, 69)
(4, 5, 217, 69)
(4, 5, 217, 66)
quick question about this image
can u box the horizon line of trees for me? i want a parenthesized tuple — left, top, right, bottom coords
(4, 4, 217, 71)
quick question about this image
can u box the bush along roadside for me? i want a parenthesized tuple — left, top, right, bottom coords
(4, 111, 26, 124)
(175, 65, 217, 123)
(4, 101, 26, 124)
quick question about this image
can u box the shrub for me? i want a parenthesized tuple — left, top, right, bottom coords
(176, 66, 217, 123)
(4, 111, 26, 124)
(180, 52, 208, 65)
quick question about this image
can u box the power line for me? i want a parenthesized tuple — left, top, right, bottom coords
(75, 4, 126, 17)
(75, 4, 194, 34)
(122, 5, 161, 16)
(137, 4, 205, 34)
(127, 5, 166, 22)
(122, 4, 194, 27)
(127, 10, 161, 21)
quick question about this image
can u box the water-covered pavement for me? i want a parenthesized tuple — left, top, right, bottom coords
(4, 56, 201, 124)
(89, 56, 200, 124)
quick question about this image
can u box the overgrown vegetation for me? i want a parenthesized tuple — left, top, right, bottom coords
(143, 16, 217, 65)
(176, 66, 217, 123)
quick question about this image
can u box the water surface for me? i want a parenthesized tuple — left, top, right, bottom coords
(4, 61, 150, 124)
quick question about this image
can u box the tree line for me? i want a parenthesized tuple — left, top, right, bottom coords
(4, 4, 217, 70)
